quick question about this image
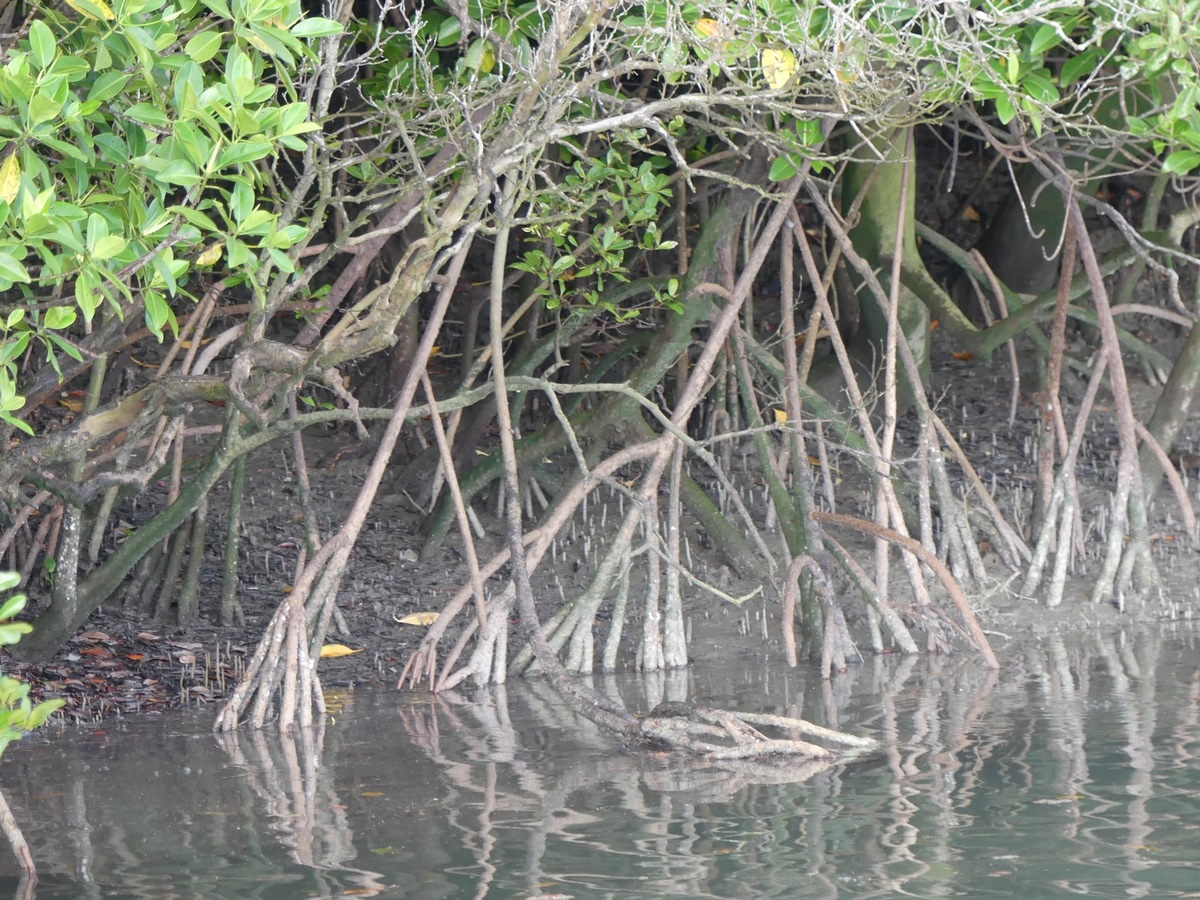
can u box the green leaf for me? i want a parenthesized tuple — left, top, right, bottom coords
(267, 247, 294, 272)
(127, 103, 173, 128)
(86, 72, 129, 105)
(0, 572, 18, 593)
(217, 140, 272, 168)
(994, 95, 1016, 124)
(86, 212, 108, 250)
(1163, 149, 1200, 174)
(37, 135, 89, 162)
(144, 290, 175, 340)
(226, 236, 250, 267)
(170, 205, 220, 232)
(155, 159, 202, 187)
(437, 15, 461, 47)
(1021, 71, 1059, 104)
(44, 306, 76, 329)
(75, 269, 100, 322)
(1029, 24, 1060, 56)
(290, 17, 342, 37)
(91, 235, 126, 260)
(27, 21, 55, 70)
(28, 91, 62, 125)
(0, 331, 29, 365)
(0, 622, 31, 646)
(769, 155, 796, 182)
(185, 31, 223, 64)
(238, 208, 274, 234)
(0, 253, 30, 284)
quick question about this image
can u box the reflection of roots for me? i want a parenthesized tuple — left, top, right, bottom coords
(639, 702, 877, 760)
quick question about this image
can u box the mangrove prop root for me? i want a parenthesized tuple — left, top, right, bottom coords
(812, 510, 1000, 669)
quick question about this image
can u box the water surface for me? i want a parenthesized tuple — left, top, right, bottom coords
(1, 625, 1198, 898)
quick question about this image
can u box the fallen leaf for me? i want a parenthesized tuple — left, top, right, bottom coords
(795, 328, 831, 344)
(961, 205, 981, 222)
(951, 351, 975, 361)
(773, 408, 788, 425)
(394, 611, 440, 627)
(319, 643, 363, 658)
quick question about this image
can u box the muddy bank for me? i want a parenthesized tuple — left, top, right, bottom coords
(8, 321, 1197, 725)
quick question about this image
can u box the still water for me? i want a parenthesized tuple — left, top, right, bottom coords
(0, 626, 1198, 899)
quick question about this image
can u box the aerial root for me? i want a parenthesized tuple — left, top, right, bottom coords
(638, 702, 877, 760)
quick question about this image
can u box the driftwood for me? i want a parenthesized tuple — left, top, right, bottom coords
(637, 701, 877, 760)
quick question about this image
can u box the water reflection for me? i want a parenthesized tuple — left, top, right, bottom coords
(0, 626, 1197, 898)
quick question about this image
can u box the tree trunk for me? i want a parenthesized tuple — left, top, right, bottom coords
(841, 127, 931, 390)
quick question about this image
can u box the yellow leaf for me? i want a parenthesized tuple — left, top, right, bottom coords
(961, 205, 981, 223)
(0, 155, 20, 205)
(394, 611, 440, 626)
(773, 408, 788, 425)
(57, 398, 83, 413)
(694, 17, 720, 39)
(795, 328, 831, 345)
(244, 32, 275, 55)
(761, 48, 797, 90)
(196, 242, 223, 267)
(319, 643, 363, 658)
(64, 0, 114, 20)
